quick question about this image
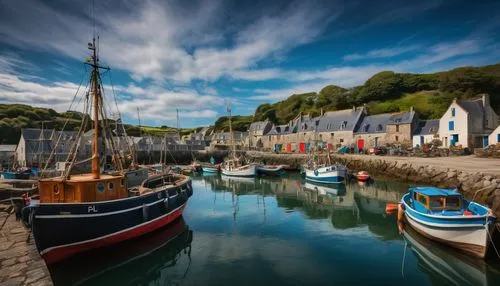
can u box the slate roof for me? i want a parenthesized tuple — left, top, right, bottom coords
(354, 114, 393, 134)
(387, 111, 415, 125)
(457, 98, 484, 117)
(22, 128, 54, 140)
(267, 124, 292, 135)
(414, 120, 439, 136)
(317, 108, 365, 132)
(248, 121, 270, 132)
(0, 145, 17, 152)
(25, 140, 52, 154)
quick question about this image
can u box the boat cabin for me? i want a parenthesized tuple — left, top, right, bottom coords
(410, 187, 464, 214)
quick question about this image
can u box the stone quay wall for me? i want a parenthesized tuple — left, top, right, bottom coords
(246, 151, 500, 217)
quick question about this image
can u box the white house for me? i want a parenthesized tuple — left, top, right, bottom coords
(488, 125, 500, 146)
(412, 119, 439, 147)
(439, 94, 498, 148)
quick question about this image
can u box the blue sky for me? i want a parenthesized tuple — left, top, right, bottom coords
(1, 0, 499, 127)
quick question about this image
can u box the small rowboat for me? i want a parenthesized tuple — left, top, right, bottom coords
(356, 171, 370, 181)
(400, 186, 496, 259)
(202, 165, 220, 174)
(256, 165, 286, 176)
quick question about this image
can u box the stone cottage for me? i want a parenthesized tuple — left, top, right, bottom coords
(247, 120, 273, 148)
(354, 113, 393, 149)
(385, 108, 418, 146)
(316, 107, 366, 149)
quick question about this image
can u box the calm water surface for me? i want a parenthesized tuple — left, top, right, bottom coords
(49, 173, 500, 285)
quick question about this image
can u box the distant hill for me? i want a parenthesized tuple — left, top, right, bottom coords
(0, 104, 194, 144)
(254, 63, 500, 124)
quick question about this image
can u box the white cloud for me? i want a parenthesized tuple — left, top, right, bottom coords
(343, 45, 420, 61)
(0, 0, 338, 83)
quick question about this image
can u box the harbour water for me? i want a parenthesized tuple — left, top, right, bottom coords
(48, 173, 500, 285)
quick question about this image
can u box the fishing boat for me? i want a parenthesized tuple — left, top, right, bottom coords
(400, 186, 496, 259)
(256, 165, 286, 176)
(304, 160, 346, 184)
(220, 102, 256, 177)
(303, 182, 346, 196)
(20, 34, 192, 264)
(201, 156, 220, 173)
(1, 168, 32, 180)
(356, 171, 370, 181)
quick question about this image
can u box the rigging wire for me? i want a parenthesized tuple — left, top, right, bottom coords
(40, 64, 90, 177)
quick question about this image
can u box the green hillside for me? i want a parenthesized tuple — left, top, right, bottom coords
(213, 115, 253, 132)
(254, 63, 500, 124)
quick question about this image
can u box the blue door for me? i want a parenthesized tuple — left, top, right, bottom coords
(483, 136, 489, 147)
(420, 136, 424, 146)
(451, 134, 459, 146)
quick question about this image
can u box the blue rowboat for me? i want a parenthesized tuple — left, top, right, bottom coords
(304, 164, 346, 184)
(400, 186, 496, 259)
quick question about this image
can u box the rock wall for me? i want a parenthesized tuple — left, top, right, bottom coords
(246, 151, 500, 217)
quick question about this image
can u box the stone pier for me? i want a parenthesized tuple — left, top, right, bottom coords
(246, 151, 500, 217)
(0, 209, 52, 286)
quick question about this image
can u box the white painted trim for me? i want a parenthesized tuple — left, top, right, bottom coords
(40, 203, 186, 255)
(404, 208, 485, 228)
(36, 199, 165, 219)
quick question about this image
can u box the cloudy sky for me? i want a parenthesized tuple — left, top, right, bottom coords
(1, 0, 499, 127)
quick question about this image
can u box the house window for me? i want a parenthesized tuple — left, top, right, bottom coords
(498, 134, 500, 143)
(396, 125, 399, 132)
(376, 125, 383, 131)
(330, 133, 334, 138)
(448, 121, 454, 131)
(395, 136, 399, 141)
(339, 139, 344, 143)
(268, 136, 271, 140)
(451, 108, 455, 117)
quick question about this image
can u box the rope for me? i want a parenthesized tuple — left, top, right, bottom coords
(41, 64, 89, 177)
(401, 234, 407, 277)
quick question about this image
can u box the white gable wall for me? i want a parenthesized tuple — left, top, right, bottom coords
(489, 125, 500, 145)
(439, 101, 469, 148)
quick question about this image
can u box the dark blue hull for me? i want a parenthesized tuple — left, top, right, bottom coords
(24, 178, 192, 264)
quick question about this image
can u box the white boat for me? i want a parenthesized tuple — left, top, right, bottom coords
(303, 182, 345, 196)
(304, 164, 346, 184)
(221, 161, 256, 177)
(256, 165, 286, 176)
(202, 166, 219, 173)
(400, 187, 496, 259)
(220, 102, 256, 177)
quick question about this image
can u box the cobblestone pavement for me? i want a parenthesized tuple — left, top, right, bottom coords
(0, 210, 53, 286)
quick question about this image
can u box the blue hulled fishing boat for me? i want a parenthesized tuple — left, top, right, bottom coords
(400, 187, 496, 258)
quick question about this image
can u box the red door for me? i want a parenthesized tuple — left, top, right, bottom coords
(327, 143, 333, 150)
(299, 142, 306, 153)
(357, 139, 364, 150)
(286, 144, 292, 152)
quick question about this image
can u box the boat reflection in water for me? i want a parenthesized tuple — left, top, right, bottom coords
(402, 226, 498, 286)
(49, 218, 193, 286)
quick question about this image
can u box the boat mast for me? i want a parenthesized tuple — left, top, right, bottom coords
(227, 101, 235, 159)
(89, 36, 100, 179)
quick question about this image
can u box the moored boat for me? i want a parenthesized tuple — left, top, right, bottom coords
(400, 186, 496, 259)
(356, 171, 370, 181)
(202, 165, 220, 173)
(304, 164, 346, 184)
(256, 165, 286, 176)
(221, 160, 256, 177)
(20, 35, 193, 264)
(1, 168, 32, 180)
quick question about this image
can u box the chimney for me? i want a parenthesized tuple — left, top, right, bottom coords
(410, 106, 414, 113)
(482, 94, 489, 108)
(320, 108, 324, 116)
(352, 105, 356, 111)
(452, 97, 457, 103)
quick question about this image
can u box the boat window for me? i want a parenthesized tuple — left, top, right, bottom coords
(429, 197, 444, 209)
(446, 196, 461, 209)
(108, 182, 114, 190)
(417, 194, 428, 206)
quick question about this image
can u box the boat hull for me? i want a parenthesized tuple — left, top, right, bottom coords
(356, 172, 370, 181)
(305, 165, 346, 184)
(401, 193, 492, 258)
(25, 178, 192, 264)
(221, 165, 256, 177)
(202, 167, 219, 173)
(256, 165, 285, 176)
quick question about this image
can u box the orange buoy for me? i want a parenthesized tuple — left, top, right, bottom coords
(385, 203, 398, 214)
